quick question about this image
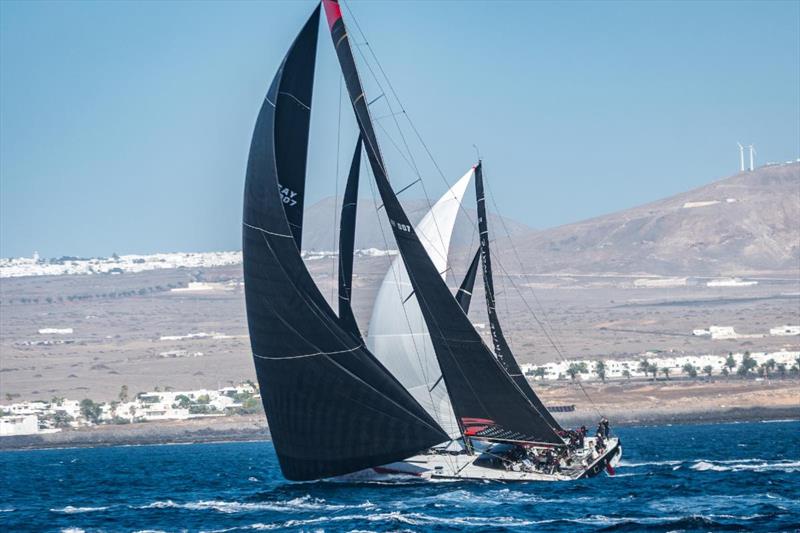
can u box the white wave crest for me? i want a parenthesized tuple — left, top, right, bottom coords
(141, 496, 374, 514)
(279, 511, 540, 529)
(203, 511, 782, 533)
(690, 459, 800, 472)
(51, 505, 110, 514)
(405, 488, 599, 509)
(206, 512, 543, 530)
(618, 459, 682, 467)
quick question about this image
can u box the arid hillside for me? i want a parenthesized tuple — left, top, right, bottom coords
(492, 162, 799, 276)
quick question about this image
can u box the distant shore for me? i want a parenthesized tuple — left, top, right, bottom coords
(0, 415, 269, 451)
(1, 404, 797, 452)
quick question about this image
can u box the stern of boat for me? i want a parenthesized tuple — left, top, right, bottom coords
(577, 437, 622, 479)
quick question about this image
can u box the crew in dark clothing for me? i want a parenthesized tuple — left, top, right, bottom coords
(543, 449, 556, 474)
(596, 417, 611, 439)
(565, 430, 575, 450)
(595, 434, 606, 453)
(602, 417, 610, 437)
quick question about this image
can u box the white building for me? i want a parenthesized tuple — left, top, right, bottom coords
(108, 387, 251, 423)
(525, 350, 799, 381)
(770, 325, 800, 337)
(0, 382, 261, 434)
(692, 326, 763, 340)
(706, 278, 758, 288)
(0, 415, 39, 436)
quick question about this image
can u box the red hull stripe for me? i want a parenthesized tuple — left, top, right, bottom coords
(322, 0, 343, 29)
(461, 417, 495, 425)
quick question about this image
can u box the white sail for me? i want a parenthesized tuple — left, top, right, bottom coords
(367, 168, 474, 439)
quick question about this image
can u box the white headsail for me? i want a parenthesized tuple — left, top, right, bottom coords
(367, 168, 474, 439)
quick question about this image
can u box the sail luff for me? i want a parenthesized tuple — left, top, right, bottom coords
(474, 162, 564, 431)
(243, 5, 449, 481)
(337, 136, 363, 339)
(323, 0, 563, 446)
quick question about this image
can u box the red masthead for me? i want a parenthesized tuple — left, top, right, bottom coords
(322, 0, 343, 29)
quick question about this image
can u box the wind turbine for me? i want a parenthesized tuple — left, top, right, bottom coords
(748, 144, 756, 171)
(737, 142, 745, 172)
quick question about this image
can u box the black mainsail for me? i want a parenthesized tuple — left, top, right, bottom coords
(337, 136, 363, 340)
(242, 5, 448, 481)
(455, 248, 481, 314)
(474, 162, 564, 431)
(323, 0, 563, 446)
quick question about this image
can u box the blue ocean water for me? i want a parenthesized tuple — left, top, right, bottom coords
(1, 421, 798, 532)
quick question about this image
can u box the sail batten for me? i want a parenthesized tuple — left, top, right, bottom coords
(243, 5, 448, 481)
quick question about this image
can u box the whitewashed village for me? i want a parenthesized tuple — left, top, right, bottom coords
(3, 348, 798, 437)
(0, 381, 260, 437)
(1, 252, 798, 438)
(522, 349, 799, 382)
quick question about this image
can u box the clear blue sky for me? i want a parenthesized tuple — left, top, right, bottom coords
(1, 0, 798, 258)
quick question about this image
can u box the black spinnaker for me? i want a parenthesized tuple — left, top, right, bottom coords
(242, 5, 448, 481)
(337, 136, 363, 340)
(323, 0, 563, 446)
(474, 162, 564, 431)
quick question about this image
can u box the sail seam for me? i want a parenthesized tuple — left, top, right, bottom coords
(252, 344, 362, 360)
(243, 222, 293, 238)
(278, 91, 310, 110)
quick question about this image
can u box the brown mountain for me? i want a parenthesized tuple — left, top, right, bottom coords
(493, 162, 800, 276)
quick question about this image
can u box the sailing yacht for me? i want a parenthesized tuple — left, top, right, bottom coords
(242, 1, 621, 482)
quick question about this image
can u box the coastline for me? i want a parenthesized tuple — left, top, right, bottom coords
(0, 414, 269, 451)
(2, 406, 797, 452)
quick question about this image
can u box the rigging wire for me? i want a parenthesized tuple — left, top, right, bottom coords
(482, 172, 603, 417)
(342, 0, 455, 279)
(340, 1, 602, 420)
(485, 183, 573, 358)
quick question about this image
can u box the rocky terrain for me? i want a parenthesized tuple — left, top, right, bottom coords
(490, 162, 799, 276)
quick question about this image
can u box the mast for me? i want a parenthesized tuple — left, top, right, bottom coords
(474, 162, 563, 431)
(337, 136, 363, 340)
(242, 5, 448, 481)
(323, 0, 563, 446)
